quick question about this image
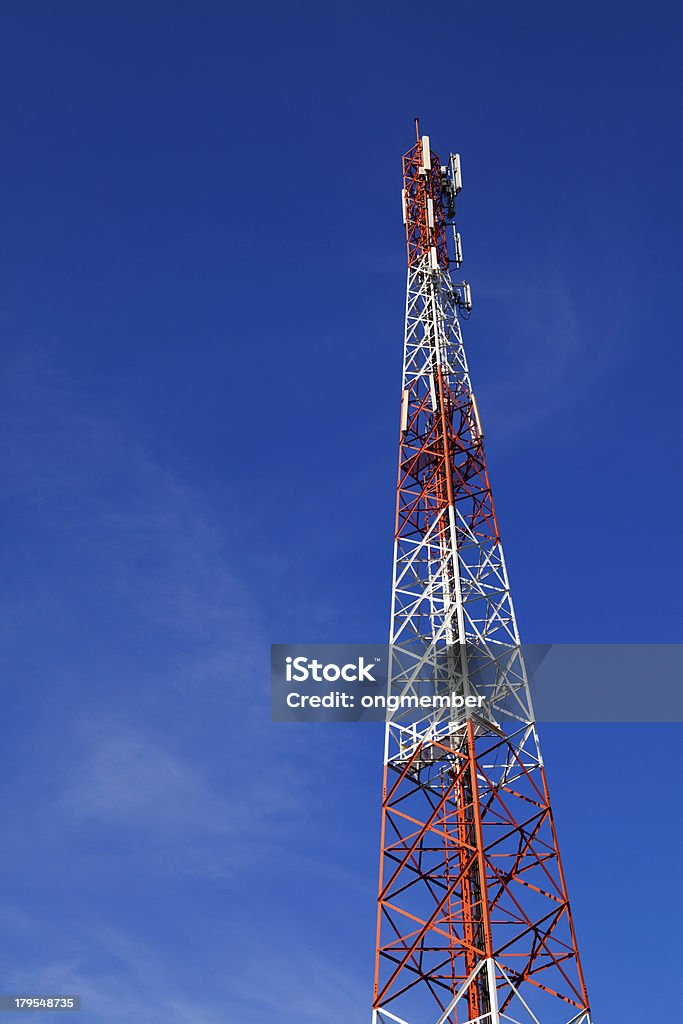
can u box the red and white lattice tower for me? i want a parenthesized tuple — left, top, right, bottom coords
(372, 123, 592, 1024)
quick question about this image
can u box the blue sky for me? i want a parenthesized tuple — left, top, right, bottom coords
(0, 2, 681, 1021)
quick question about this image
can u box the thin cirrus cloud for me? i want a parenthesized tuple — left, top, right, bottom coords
(55, 713, 308, 876)
(0, 343, 336, 1024)
(2, 924, 237, 1023)
(472, 277, 629, 441)
(0, 342, 316, 861)
(0, 914, 368, 1024)
(59, 718, 236, 835)
(0, 342, 255, 650)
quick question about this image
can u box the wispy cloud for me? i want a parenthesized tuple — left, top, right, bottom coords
(54, 712, 309, 879)
(2, 912, 370, 1024)
(0, 344, 357, 1021)
(60, 719, 233, 834)
(229, 944, 368, 1024)
(471, 276, 629, 441)
(2, 926, 235, 1024)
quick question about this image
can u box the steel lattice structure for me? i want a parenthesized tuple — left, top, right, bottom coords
(372, 124, 592, 1024)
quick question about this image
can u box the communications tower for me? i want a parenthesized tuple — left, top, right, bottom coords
(372, 124, 592, 1024)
